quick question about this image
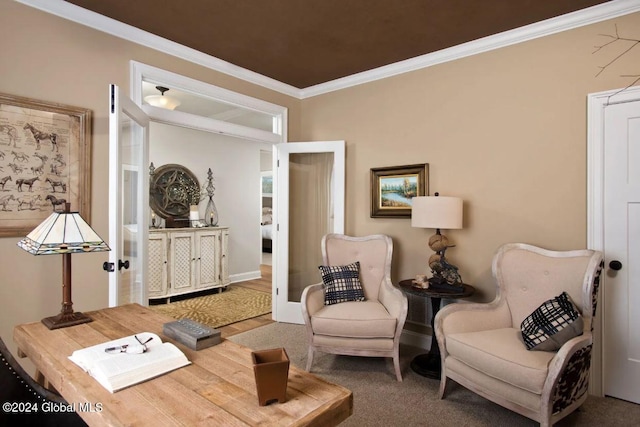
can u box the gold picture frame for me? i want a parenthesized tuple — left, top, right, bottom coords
(370, 163, 429, 218)
(0, 93, 92, 237)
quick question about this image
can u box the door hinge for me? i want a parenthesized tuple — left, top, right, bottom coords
(276, 288, 279, 295)
(277, 159, 280, 167)
(110, 85, 115, 114)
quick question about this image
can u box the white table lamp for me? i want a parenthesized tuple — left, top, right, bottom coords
(411, 193, 464, 289)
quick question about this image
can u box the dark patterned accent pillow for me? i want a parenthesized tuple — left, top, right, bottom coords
(521, 292, 583, 351)
(318, 262, 365, 305)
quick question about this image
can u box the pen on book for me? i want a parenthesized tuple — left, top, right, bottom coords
(104, 344, 129, 354)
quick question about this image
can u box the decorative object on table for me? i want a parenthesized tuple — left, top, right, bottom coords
(189, 204, 200, 227)
(411, 193, 464, 291)
(149, 163, 201, 226)
(370, 163, 428, 218)
(204, 167, 219, 226)
(68, 332, 190, 393)
(16, 202, 110, 329)
(251, 348, 290, 406)
(412, 274, 429, 288)
(0, 92, 92, 238)
(163, 318, 221, 350)
(144, 86, 181, 110)
(150, 210, 159, 228)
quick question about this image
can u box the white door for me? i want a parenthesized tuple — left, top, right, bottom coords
(604, 99, 640, 404)
(274, 141, 345, 323)
(107, 84, 150, 307)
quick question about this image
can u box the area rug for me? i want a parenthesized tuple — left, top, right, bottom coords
(230, 322, 640, 427)
(149, 286, 271, 329)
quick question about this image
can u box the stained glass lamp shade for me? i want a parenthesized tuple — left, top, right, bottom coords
(17, 205, 110, 329)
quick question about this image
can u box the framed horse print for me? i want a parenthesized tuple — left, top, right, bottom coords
(0, 93, 92, 237)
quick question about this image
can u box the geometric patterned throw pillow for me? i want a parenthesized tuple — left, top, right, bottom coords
(520, 292, 584, 351)
(318, 261, 365, 305)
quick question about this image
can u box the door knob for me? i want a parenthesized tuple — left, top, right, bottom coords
(609, 260, 623, 271)
(118, 259, 130, 271)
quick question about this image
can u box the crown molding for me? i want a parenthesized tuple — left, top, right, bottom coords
(300, 0, 640, 98)
(15, 0, 302, 98)
(16, 0, 640, 100)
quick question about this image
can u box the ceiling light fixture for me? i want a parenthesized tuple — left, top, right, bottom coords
(144, 86, 181, 110)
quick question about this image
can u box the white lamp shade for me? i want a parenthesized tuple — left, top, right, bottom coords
(17, 211, 110, 255)
(144, 94, 181, 110)
(411, 196, 463, 229)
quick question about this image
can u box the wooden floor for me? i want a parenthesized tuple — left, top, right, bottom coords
(218, 264, 275, 339)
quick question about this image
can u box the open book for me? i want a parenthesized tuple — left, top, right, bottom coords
(69, 332, 190, 393)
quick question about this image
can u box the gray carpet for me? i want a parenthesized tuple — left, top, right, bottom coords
(229, 323, 640, 427)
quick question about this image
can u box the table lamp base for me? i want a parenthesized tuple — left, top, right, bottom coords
(41, 311, 92, 330)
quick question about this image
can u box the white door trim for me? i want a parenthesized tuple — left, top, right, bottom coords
(274, 141, 346, 323)
(125, 63, 288, 315)
(587, 84, 640, 396)
(108, 84, 150, 307)
(130, 61, 288, 142)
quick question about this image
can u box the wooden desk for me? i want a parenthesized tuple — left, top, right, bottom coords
(13, 304, 352, 426)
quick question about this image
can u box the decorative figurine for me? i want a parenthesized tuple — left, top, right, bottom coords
(427, 236, 464, 291)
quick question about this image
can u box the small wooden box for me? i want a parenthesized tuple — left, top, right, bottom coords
(163, 319, 221, 350)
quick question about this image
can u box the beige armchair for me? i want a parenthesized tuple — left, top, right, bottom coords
(301, 234, 408, 381)
(435, 243, 603, 426)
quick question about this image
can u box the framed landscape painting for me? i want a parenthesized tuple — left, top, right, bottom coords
(370, 163, 429, 218)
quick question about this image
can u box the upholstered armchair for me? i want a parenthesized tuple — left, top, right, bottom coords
(0, 336, 87, 426)
(435, 243, 603, 426)
(301, 234, 408, 381)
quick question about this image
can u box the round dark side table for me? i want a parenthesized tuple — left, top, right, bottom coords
(398, 279, 475, 379)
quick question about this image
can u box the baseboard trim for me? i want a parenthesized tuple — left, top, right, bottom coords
(229, 270, 261, 284)
(400, 329, 430, 350)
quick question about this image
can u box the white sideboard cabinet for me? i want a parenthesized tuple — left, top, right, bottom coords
(148, 227, 229, 300)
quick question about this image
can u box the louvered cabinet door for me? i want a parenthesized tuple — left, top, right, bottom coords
(220, 228, 230, 286)
(170, 232, 195, 294)
(147, 232, 168, 297)
(195, 230, 218, 289)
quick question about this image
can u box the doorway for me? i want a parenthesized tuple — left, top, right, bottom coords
(260, 150, 273, 267)
(588, 85, 640, 403)
(109, 62, 287, 309)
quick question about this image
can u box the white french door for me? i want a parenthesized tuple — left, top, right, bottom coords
(273, 141, 345, 323)
(107, 84, 150, 307)
(603, 99, 640, 404)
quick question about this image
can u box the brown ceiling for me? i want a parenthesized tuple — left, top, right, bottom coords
(64, 0, 611, 89)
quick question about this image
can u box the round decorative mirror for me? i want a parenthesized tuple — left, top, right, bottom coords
(149, 164, 200, 219)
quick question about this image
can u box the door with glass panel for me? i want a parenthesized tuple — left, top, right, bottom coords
(274, 141, 345, 323)
(107, 84, 150, 307)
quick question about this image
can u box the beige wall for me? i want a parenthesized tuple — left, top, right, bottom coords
(0, 1, 301, 359)
(300, 12, 640, 303)
(1, 1, 638, 361)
